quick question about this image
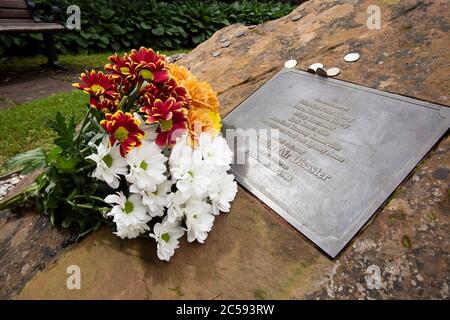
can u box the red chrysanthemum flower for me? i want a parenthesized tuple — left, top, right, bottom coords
(73, 70, 119, 112)
(140, 97, 188, 147)
(105, 53, 137, 82)
(139, 77, 190, 108)
(100, 111, 145, 156)
(129, 47, 169, 83)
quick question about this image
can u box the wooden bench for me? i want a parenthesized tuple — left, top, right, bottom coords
(0, 0, 66, 69)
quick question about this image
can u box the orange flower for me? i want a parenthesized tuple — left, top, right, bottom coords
(169, 64, 222, 144)
(169, 64, 220, 114)
(100, 111, 145, 156)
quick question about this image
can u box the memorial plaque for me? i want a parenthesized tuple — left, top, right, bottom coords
(223, 69, 450, 258)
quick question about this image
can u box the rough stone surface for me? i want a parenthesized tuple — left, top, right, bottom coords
(2, 0, 449, 299)
(0, 207, 76, 299)
(0, 172, 25, 200)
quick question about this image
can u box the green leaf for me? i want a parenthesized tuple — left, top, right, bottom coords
(47, 112, 76, 150)
(46, 146, 63, 164)
(100, 36, 110, 45)
(151, 27, 165, 36)
(30, 34, 44, 41)
(56, 156, 79, 172)
(140, 21, 152, 30)
(101, 8, 115, 19)
(75, 37, 89, 48)
(192, 34, 205, 44)
(109, 24, 126, 35)
(6, 148, 46, 174)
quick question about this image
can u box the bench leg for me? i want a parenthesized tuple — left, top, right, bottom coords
(42, 33, 67, 70)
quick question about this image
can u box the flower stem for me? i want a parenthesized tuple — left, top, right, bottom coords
(75, 108, 92, 150)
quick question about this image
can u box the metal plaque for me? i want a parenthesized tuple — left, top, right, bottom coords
(223, 69, 450, 258)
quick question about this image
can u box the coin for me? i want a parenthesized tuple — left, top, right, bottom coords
(221, 41, 231, 48)
(248, 25, 256, 29)
(284, 59, 298, 68)
(344, 52, 360, 62)
(316, 67, 328, 77)
(220, 37, 228, 43)
(326, 67, 341, 77)
(307, 62, 323, 73)
(212, 51, 221, 57)
(290, 14, 303, 21)
(234, 30, 245, 37)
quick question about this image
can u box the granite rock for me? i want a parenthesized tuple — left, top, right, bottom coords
(3, 0, 449, 299)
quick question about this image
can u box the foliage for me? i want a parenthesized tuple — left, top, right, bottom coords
(0, 50, 187, 78)
(0, 0, 293, 56)
(3, 109, 112, 237)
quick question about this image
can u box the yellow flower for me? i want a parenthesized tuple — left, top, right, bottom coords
(187, 108, 222, 146)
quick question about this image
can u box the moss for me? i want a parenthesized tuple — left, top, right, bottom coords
(402, 235, 411, 249)
(169, 286, 184, 297)
(253, 289, 268, 300)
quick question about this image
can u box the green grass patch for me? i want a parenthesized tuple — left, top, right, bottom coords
(0, 49, 189, 73)
(0, 90, 87, 175)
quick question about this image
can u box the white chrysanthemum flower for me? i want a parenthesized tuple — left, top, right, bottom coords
(166, 191, 186, 223)
(169, 135, 211, 200)
(86, 137, 128, 189)
(168, 133, 190, 167)
(208, 171, 238, 215)
(199, 133, 233, 169)
(185, 200, 214, 243)
(130, 181, 172, 217)
(126, 141, 167, 192)
(105, 192, 151, 239)
(150, 220, 185, 262)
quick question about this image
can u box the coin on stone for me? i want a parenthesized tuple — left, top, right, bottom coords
(326, 67, 341, 77)
(221, 41, 231, 48)
(234, 30, 245, 37)
(307, 62, 323, 73)
(284, 59, 298, 68)
(290, 14, 303, 21)
(316, 67, 328, 77)
(248, 25, 256, 29)
(344, 52, 360, 62)
(220, 37, 228, 43)
(212, 51, 222, 57)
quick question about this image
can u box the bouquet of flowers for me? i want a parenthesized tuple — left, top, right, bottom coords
(1, 47, 237, 261)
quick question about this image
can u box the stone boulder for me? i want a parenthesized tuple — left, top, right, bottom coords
(4, 0, 449, 299)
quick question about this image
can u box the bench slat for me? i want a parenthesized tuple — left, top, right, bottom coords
(0, 0, 27, 9)
(0, 8, 32, 19)
(0, 22, 64, 33)
(0, 17, 33, 23)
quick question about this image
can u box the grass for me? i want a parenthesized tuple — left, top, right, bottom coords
(0, 90, 87, 175)
(0, 49, 189, 73)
